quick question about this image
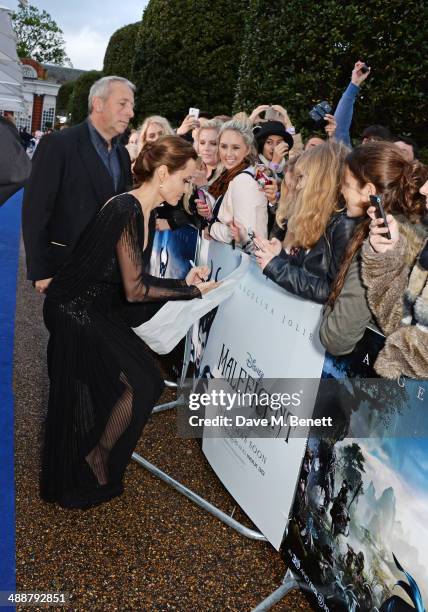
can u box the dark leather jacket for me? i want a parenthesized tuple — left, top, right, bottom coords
(263, 212, 360, 304)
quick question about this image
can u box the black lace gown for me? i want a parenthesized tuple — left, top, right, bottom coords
(41, 193, 201, 508)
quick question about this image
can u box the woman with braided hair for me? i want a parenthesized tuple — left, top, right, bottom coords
(320, 142, 428, 358)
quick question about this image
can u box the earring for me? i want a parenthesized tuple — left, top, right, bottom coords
(159, 182, 164, 191)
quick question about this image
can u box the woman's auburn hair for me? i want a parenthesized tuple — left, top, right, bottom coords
(327, 141, 428, 306)
(133, 135, 197, 186)
(277, 140, 350, 249)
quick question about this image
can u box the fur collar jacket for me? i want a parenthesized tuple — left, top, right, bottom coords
(361, 220, 428, 379)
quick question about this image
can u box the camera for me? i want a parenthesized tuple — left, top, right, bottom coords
(360, 64, 370, 74)
(309, 101, 332, 125)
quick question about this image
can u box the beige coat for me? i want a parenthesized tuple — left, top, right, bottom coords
(361, 221, 428, 379)
(209, 168, 268, 245)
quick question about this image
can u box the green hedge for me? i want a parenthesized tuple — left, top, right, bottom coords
(103, 22, 140, 80)
(133, 0, 247, 124)
(56, 80, 75, 117)
(234, 0, 428, 146)
(69, 70, 102, 125)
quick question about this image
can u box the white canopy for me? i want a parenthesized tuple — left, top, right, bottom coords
(0, 6, 26, 113)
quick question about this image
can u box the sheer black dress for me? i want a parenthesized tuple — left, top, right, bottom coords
(41, 193, 201, 508)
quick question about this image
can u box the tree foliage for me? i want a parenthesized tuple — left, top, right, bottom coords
(12, 3, 71, 66)
(56, 81, 75, 117)
(69, 70, 102, 125)
(103, 22, 140, 80)
(133, 0, 247, 124)
(234, 0, 428, 146)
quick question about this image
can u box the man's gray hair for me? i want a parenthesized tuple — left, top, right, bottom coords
(88, 76, 136, 113)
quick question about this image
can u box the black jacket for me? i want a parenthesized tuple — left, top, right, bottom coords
(156, 195, 207, 231)
(0, 116, 31, 206)
(22, 121, 132, 280)
(263, 212, 359, 304)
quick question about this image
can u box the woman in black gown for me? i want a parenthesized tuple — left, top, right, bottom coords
(41, 136, 217, 509)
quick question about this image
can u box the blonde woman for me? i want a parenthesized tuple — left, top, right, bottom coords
(137, 115, 174, 153)
(207, 118, 268, 247)
(155, 119, 222, 231)
(254, 140, 359, 304)
(192, 118, 222, 221)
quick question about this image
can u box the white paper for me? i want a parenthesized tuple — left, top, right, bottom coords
(132, 255, 250, 354)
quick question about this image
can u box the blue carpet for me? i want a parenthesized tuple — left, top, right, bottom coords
(0, 190, 21, 599)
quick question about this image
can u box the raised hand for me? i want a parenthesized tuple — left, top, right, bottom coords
(249, 104, 270, 124)
(351, 60, 371, 87)
(177, 114, 199, 136)
(272, 141, 290, 164)
(367, 206, 399, 253)
(262, 182, 278, 204)
(324, 114, 337, 139)
(195, 198, 213, 220)
(271, 105, 292, 128)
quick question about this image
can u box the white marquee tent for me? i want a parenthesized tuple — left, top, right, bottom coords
(0, 5, 25, 113)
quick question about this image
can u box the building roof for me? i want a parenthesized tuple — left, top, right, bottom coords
(41, 64, 86, 84)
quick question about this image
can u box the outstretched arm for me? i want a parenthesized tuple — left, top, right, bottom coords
(116, 219, 202, 302)
(334, 61, 371, 146)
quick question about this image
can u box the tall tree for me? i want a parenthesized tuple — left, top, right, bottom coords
(103, 22, 140, 80)
(56, 81, 75, 118)
(235, 0, 428, 146)
(133, 0, 247, 124)
(12, 3, 71, 66)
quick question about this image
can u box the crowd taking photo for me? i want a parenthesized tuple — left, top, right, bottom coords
(1, 58, 424, 511)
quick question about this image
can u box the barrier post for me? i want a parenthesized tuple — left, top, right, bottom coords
(251, 570, 299, 611)
(132, 230, 267, 541)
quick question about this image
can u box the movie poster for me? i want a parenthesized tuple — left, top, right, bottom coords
(190, 238, 325, 549)
(284, 328, 428, 611)
(149, 226, 198, 279)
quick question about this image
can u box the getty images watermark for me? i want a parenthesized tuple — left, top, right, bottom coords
(177, 377, 428, 439)
(178, 378, 328, 439)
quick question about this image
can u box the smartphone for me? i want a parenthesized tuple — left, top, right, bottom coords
(255, 164, 273, 188)
(189, 107, 200, 119)
(369, 195, 391, 240)
(196, 188, 207, 204)
(247, 227, 264, 251)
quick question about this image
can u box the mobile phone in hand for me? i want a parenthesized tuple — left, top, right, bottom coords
(370, 195, 391, 240)
(189, 107, 200, 119)
(248, 227, 264, 251)
(197, 188, 207, 204)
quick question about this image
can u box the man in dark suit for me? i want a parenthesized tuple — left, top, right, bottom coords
(0, 115, 31, 206)
(22, 75, 135, 294)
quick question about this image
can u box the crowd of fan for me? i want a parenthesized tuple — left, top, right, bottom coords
(15, 60, 427, 380)
(125, 60, 427, 380)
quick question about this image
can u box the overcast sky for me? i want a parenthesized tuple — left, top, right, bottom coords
(8, 0, 148, 69)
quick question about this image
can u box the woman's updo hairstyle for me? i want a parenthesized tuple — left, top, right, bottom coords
(133, 135, 198, 186)
(327, 142, 428, 307)
(346, 142, 428, 220)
